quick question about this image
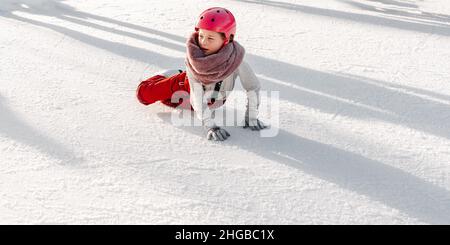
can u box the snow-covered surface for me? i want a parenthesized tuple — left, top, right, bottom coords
(1, 0, 450, 224)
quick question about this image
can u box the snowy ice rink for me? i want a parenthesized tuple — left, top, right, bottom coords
(1, 0, 450, 224)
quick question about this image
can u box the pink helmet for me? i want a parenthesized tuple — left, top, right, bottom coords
(195, 7, 236, 43)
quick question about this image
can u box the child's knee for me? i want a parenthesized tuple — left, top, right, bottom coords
(136, 81, 153, 105)
(136, 75, 165, 105)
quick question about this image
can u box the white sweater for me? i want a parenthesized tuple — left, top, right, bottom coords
(186, 60, 261, 128)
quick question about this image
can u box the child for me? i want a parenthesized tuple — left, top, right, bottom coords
(136, 7, 267, 141)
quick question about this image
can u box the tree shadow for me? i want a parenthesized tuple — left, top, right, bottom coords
(246, 54, 450, 140)
(0, 0, 186, 68)
(341, 0, 450, 25)
(365, 0, 419, 9)
(55, 14, 185, 52)
(157, 111, 450, 224)
(2, 12, 185, 69)
(338, 72, 450, 104)
(233, 0, 450, 36)
(1, 0, 186, 42)
(0, 95, 83, 165)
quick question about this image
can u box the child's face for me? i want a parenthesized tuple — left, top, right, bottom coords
(198, 29, 225, 55)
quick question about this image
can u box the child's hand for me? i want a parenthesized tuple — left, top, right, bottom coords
(207, 126, 230, 141)
(244, 118, 268, 131)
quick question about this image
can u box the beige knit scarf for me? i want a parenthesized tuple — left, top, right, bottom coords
(185, 32, 245, 85)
